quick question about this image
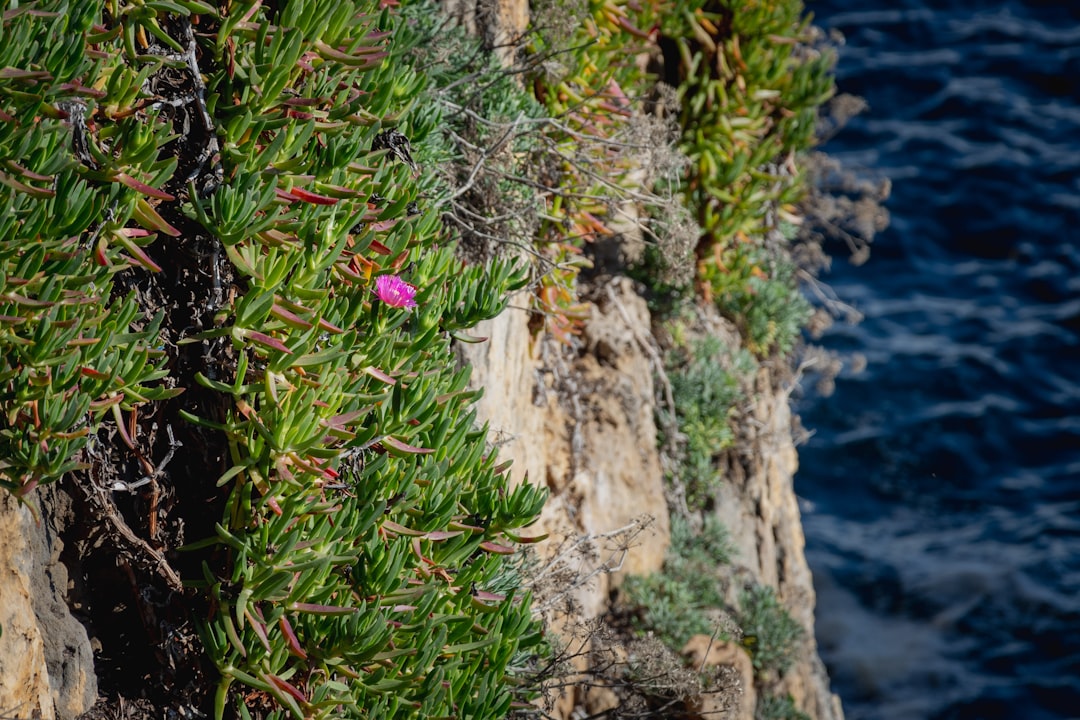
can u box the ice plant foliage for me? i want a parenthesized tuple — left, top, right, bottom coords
(374, 274, 418, 308)
(0, 5, 180, 497)
(661, 1, 833, 355)
(1, 1, 543, 718)
(183, 2, 543, 717)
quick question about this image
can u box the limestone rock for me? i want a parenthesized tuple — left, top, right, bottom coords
(0, 488, 96, 719)
(714, 365, 844, 720)
(581, 684, 620, 717)
(459, 281, 844, 720)
(458, 279, 670, 622)
(439, 7, 841, 717)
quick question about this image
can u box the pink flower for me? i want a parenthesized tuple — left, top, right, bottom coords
(374, 274, 417, 309)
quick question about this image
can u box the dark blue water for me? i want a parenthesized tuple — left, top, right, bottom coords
(797, 3, 1080, 719)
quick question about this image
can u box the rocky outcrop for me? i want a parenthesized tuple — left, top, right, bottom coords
(683, 634, 757, 720)
(458, 277, 672, 617)
(0, 3, 840, 717)
(716, 366, 845, 720)
(0, 488, 96, 719)
(459, 276, 843, 720)
(439, 11, 843, 719)
(458, 278, 672, 717)
(0, 273, 841, 720)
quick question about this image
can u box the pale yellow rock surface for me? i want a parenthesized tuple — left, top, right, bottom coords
(0, 490, 96, 719)
(460, 276, 843, 720)
(0, 493, 54, 717)
(714, 366, 843, 720)
(458, 279, 671, 615)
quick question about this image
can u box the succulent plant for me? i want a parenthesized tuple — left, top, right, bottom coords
(0, 5, 182, 498)
(660, 0, 832, 354)
(2, 2, 546, 717)
(2, 0, 836, 716)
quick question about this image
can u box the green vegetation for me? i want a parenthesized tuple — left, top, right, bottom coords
(664, 333, 756, 510)
(661, 0, 832, 356)
(2, 2, 546, 718)
(757, 692, 812, 720)
(621, 449, 805, 676)
(525, 0, 662, 340)
(621, 515, 807, 695)
(1, 0, 839, 716)
(175, 5, 551, 717)
(621, 514, 732, 649)
(704, 240, 812, 357)
(0, 5, 181, 497)
(738, 584, 805, 678)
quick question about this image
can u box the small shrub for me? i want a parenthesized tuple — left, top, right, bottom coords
(656, 0, 834, 357)
(757, 692, 811, 720)
(737, 585, 804, 678)
(635, 195, 702, 306)
(524, 0, 681, 342)
(621, 514, 733, 649)
(623, 634, 706, 702)
(402, 1, 547, 259)
(663, 334, 755, 510)
(702, 244, 813, 357)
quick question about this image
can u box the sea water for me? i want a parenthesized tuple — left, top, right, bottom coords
(797, 2, 1080, 718)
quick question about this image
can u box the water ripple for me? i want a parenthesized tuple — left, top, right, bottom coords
(797, 1, 1080, 718)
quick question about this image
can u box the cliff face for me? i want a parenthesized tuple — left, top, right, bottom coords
(457, 278, 672, 614)
(0, 489, 96, 719)
(439, 0, 843, 713)
(716, 367, 844, 720)
(0, 282, 841, 720)
(459, 278, 843, 720)
(0, 4, 841, 718)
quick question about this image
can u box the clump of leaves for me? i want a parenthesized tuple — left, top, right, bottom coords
(757, 692, 812, 720)
(622, 520, 806, 691)
(658, 0, 835, 356)
(0, 5, 182, 498)
(702, 242, 812, 357)
(3, 1, 551, 718)
(523, 0, 673, 342)
(737, 585, 804, 679)
(662, 334, 755, 511)
(663, 1, 834, 239)
(621, 514, 734, 649)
